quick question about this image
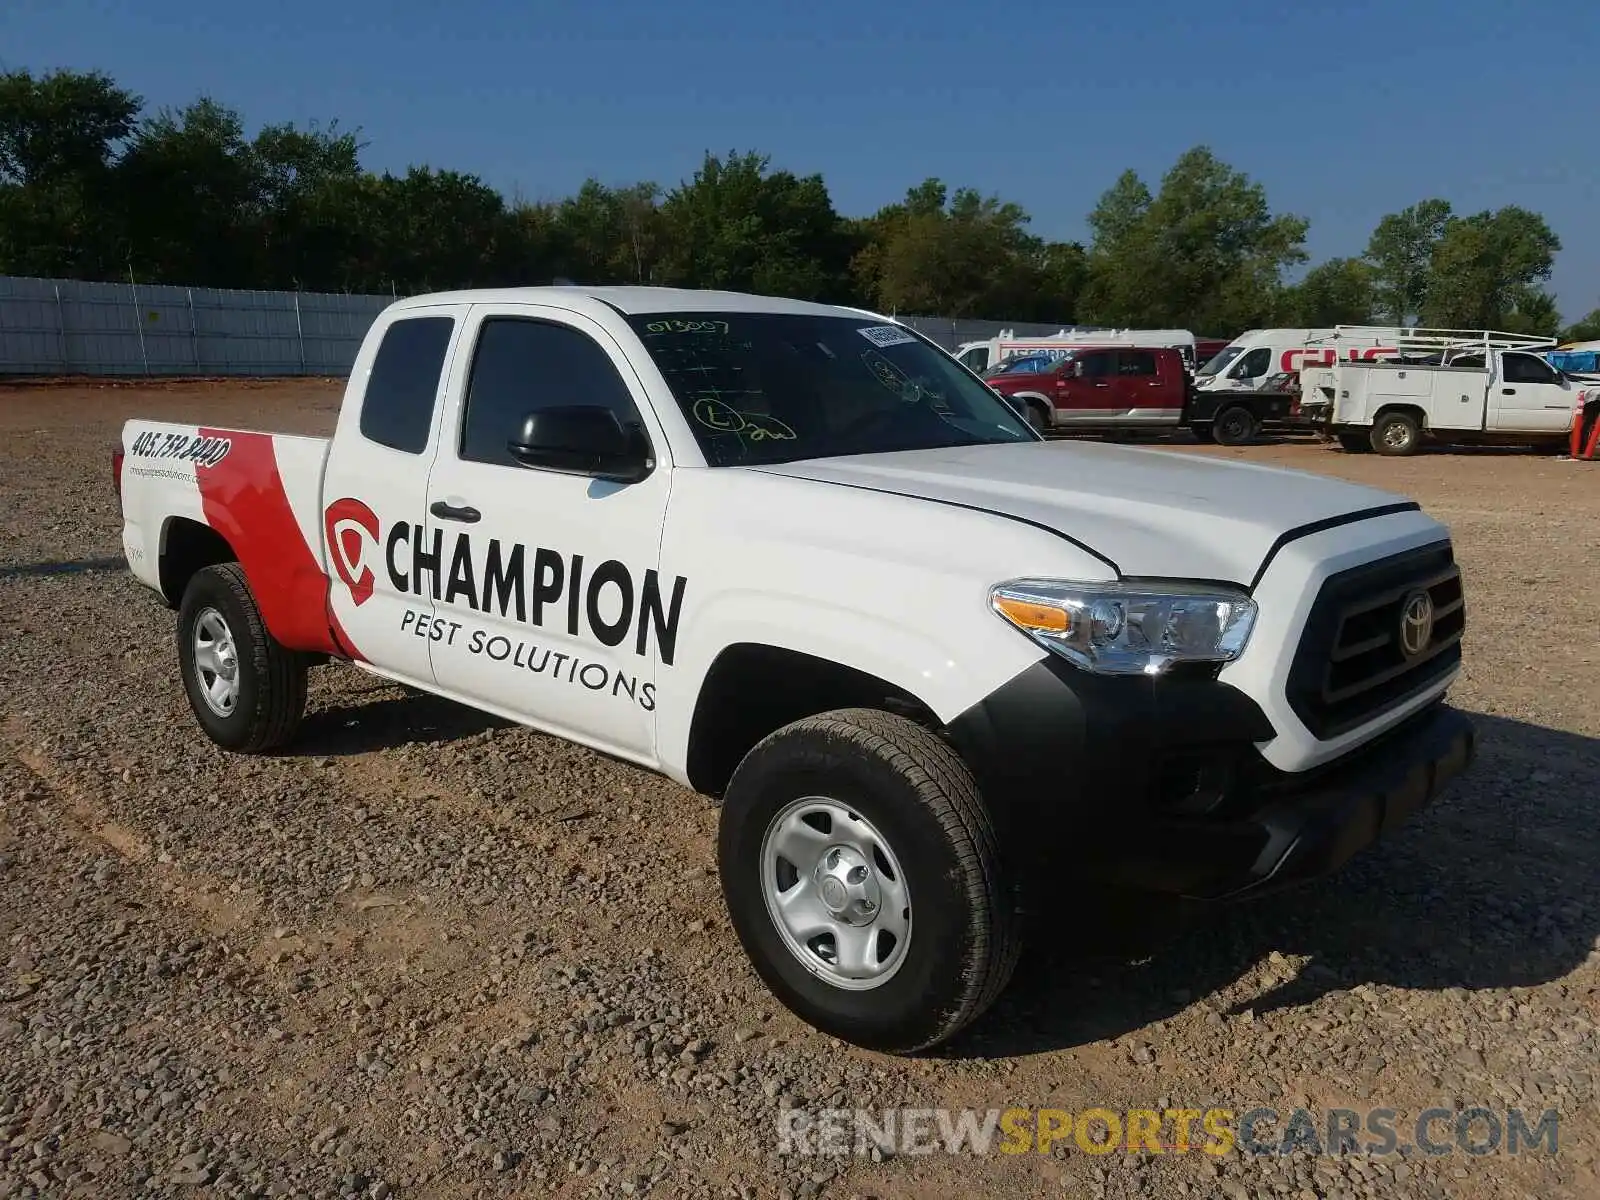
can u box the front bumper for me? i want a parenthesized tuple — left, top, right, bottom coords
(945, 657, 1474, 905)
(1107, 703, 1473, 899)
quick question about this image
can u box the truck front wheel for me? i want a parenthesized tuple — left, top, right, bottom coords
(177, 563, 307, 753)
(1025, 400, 1050, 433)
(1371, 412, 1421, 456)
(718, 708, 1020, 1053)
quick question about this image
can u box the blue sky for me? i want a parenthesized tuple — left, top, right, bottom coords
(6, 0, 1598, 321)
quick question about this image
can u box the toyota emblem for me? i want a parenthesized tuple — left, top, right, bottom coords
(1399, 590, 1435, 659)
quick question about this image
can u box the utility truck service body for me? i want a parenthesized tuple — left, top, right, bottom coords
(115, 287, 1475, 1053)
(1299, 328, 1577, 455)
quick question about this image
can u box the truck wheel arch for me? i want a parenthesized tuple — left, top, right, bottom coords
(1373, 403, 1428, 430)
(685, 643, 939, 797)
(159, 517, 237, 607)
(1008, 391, 1052, 429)
(1369, 406, 1427, 456)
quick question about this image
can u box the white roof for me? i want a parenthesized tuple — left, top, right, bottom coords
(390, 285, 884, 320)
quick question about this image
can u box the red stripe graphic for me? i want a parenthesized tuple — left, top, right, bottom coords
(195, 429, 365, 661)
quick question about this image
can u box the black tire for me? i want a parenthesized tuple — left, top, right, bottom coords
(1024, 400, 1049, 433)
(718, 708, 1020, 1053)
(1213, 405, 1258, 446)
(1189, 422, 1216, 444)
(177, 562, 307, 752)
(1370, 411, 1421, 456)
(1335, 432, 1371, 453)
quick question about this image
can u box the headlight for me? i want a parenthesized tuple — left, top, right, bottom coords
(989, 578, 1257, 676)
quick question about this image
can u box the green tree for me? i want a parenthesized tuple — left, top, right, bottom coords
(1419, 206, 1561, 331)
(549, 180, 665, 284)
(658, 150, 852, 301)
(1026, 240, 1088, 323)
(0, 67, 141, 276)
(1560, 307, 1600, 343)
(1079, 146, 1307, 332)
(1364, 199, 1451, 325)
(250, 120, 365, 288)
(114, 98, 261, 284)
(1280, 257, 1376, 326)
(369, 167, 510, 292)
(852, 179, 1079, 320)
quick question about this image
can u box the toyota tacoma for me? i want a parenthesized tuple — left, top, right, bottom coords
(113, 287, 1475, 1052)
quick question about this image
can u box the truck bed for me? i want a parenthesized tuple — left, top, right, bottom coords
(118, 421, 343, 654)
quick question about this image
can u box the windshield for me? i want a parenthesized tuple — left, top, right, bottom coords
(1197, 346, 1243, 377)
(989, 354, 1054, 375)
(626, 312, 1038, 466)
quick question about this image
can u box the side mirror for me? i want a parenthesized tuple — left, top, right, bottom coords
(507, 405, 653, 483)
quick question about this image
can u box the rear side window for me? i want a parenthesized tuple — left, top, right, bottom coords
(360, 317, 455, 453)
(1119, 351, 1158, 376)
(460, 318, 644, 468)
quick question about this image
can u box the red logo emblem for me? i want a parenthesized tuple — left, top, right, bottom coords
(323, 497, 380, 607)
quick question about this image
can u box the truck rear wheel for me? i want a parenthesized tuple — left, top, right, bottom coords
(177, 563, 307, 753)
(717, 707, 1020, 1053)
(1213, 405, 1258, 446)
(1371, 412, 1421, 456)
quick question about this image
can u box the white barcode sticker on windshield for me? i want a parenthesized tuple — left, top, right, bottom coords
(857, 324, 916, 348)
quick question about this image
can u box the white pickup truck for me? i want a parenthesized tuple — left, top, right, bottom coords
(1299, 328, 1584, 455)
(113, 286, 1476, 1052)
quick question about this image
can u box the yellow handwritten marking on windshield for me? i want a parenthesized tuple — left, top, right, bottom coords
(691, 398, 796, 441)
(693, 397, 745, 431)
(646, 319, 730, 335)
(742, 414, 796, 441)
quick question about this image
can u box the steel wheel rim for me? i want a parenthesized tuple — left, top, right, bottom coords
(1220, 412, 1249, 440)
(192, 607, 240, 717)
(759, 796, 912, 991)
(1383, 422, 1410, 448)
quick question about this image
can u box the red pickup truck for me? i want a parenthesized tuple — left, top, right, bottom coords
(983, 345, 1189, 433)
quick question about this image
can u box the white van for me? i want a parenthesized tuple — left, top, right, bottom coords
(956, 328, 1198, 375)
(1196, 327, 1406, 392)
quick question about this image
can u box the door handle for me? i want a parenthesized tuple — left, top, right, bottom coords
(430, 500, 481, 523)
(1501, 387, 1517, 395)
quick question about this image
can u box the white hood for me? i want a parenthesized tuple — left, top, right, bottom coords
(752, 440, 1414, 586)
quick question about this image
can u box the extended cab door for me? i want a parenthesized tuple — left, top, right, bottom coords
(421, 304, 678, 764)
(321, 306, 465, 684)
(1490, 351, 1573, 432)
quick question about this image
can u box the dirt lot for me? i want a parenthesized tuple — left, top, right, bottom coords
(2, 379, 1597, 1200)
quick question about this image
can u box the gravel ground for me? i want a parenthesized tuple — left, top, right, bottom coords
(1, 379, 1597, 1200)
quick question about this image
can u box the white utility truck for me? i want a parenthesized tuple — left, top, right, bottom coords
(113, 287, 1475, 1052)
(1299, 327, 1580, 455)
